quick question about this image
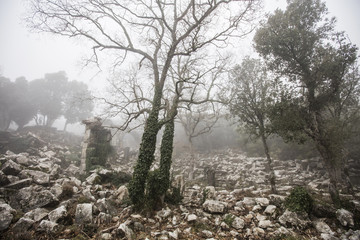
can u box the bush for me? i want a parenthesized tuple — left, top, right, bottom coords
(223, 214, 235, 227)
(285, 186, 313, 214)
(60, 183, 74, 200)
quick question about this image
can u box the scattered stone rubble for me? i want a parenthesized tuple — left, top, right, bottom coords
(0, 131, 359, 239)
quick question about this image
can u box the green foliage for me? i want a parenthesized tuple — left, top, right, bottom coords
(145, 169, 164, 211)
(285, 186, 313, 214)
(128, 108, 160, 209)
(228, 57, 275, 140)
(165, 186, 183, 205)
(223, 214, 235, 227)
(201, 188, 209, 205)
(254, 0, 360, 204)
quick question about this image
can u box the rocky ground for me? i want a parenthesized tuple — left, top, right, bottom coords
(0, 129, 360, 240)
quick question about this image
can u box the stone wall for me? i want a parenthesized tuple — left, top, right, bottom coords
(80, 118, 112, 174)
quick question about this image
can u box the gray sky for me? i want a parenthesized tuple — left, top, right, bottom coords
(0, 0, 359, 87)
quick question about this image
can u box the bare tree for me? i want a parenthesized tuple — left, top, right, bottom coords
(228, 56, 278, 193)
(26, 0, 260, 209)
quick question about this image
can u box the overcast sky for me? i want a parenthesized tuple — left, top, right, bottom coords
(0, 0, 359, 88)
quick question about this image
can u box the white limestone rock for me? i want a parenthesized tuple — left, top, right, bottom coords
(75, 203, 93, 224)
(232, 217, 245, 230)
(264, 205, 277, 215)
(255, 197, 270, 207)
(12, 217, 34, 231)
(48, 205, 67, 223)
(336, 209, 354, 227)
(38, 220, 59, 232)
(279, 209, 310, 229)
(203, 200, 227, 213)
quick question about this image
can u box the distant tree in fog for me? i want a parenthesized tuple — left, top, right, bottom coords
(10, 77, 37, 130)
(29, 71, 93, 129)
(228, 56, 277, 193)
(0, 76, 36, 130)
(254, 0, 360, 204)
(63, 81, 94, 131)
(178, 104, 221, 158)
(0, 76, 14, 130)
(0, 72, 93, 131)
(29, 71, 68, 127)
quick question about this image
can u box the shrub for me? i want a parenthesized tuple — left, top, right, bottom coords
(223, 214, 235, 227)
(60, 183, 74, 200)
(285, 186, 313, 214)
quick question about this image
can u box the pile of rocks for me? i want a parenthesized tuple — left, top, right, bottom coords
(171, 150, 360, 197)
(0, 132, 359, 239)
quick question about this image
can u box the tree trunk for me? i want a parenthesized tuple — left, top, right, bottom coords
(63, 119, 68, 131)
(150, 119, 175, 208)
(261, 133, 277, 194)
(204, 166, 216, 186)
(315, 139, 353, 206)
(128, 88, 162, 209)
(188, 138, 195, 180)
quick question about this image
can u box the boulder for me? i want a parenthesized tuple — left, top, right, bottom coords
(48, 205, 67, 223)
(15, 154, 35, 166)
(13, 186, 59, 211)
(0, 203, 15, 231)
(12, 217, 34, 232)
(115, 185, 129, 202)
(203, 200, 227, 213)
(241, 197, 256, 207)
(255, 197, 270, 207)
(1, 160, 22, 175)
(232, 217, 245, 229)
(86, 173, 101, 185)
(336, 209, 354, 227)
(279, 209, 310, 229)
(96, 198, 116, 214)
(5, 178, 32, 189)
(65, 164, 81, 177)
(50, 184, 63, 199)
(20, 170, 50, 185)
(157, 207, 172, 219)
(75, 203, 93, 224)
(0, 170, 10, 185)
(23, 208, 49, 222)
(264, 205, 277, 215)
(314, 219, 335, 235)
(117, 221, 135, 240)
(38, 220, 59, 232)
(252, 227, 265, 237)
(258, 219, 273, 228)
(187, 214, 197, 222)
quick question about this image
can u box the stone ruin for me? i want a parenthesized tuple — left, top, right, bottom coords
(80, 117, 112, 174)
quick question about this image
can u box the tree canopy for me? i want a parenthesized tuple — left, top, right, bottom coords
(253, 0, 360, 204)
(0, 72, 93, 131)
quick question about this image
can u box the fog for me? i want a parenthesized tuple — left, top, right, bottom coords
(0, 1, 360, 239)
